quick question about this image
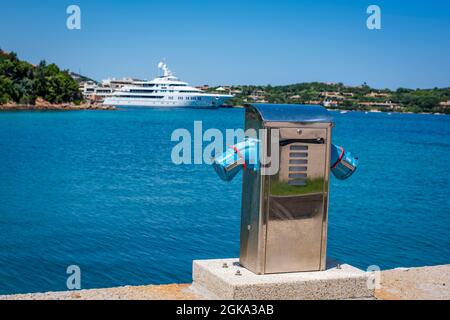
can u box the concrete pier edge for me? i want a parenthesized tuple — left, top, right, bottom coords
(0, 264, 448, 300)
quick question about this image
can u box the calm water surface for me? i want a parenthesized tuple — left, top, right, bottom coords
(0, 108, 449, 294)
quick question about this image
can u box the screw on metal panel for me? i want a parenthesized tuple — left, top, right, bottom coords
(222, 263, 228, 268)
(247, 225, 251, 231)
(235, 270, 242, 276)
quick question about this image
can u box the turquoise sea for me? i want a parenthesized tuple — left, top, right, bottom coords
(0, 108, 449, 295)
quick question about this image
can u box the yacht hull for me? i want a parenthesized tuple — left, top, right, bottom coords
(103, 95, 231, 109)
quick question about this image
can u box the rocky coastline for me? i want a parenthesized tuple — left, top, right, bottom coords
(0, 98, 115, 111)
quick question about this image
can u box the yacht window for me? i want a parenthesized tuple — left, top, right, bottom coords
(116, 95, 164, 99)
(130, 89, 155, 93)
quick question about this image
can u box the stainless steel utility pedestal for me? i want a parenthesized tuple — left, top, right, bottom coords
(240, 104, 333, 274)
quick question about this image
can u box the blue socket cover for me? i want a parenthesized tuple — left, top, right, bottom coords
(212, 138, 259, 181)
(330, 144, 359, 180)
(213, 139, 358, 182)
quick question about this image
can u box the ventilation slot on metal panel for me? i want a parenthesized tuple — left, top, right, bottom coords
(288, 180, 307, 186)
(289, 173, 307, 179)
(289, 166, 307, 171)
(290, 145, 308, 151)
(289, 159, 307, 165)
(288, 145, 308, 186)
(290, 153, 308, 158)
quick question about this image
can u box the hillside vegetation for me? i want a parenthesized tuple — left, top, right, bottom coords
(223, 82, 450, 114)
(0, 49, 83, 105)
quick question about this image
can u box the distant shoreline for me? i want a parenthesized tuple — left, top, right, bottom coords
(0, 103, 115, 111)
(0, 103, 447, 115)
(324, 107, 446, 115)
(226, 104, 447, 115)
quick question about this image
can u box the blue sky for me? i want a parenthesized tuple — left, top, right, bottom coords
(1, 0, 449, 89)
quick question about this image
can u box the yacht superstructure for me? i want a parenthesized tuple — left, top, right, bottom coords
(103, 62, 233, 108)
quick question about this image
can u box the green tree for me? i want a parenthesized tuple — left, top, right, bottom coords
(0, 53, 83, 105)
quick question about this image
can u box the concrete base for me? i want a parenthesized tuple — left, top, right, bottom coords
(192, 258, 374, 300)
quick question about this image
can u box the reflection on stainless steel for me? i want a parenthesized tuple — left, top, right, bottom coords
(240, 104, 333, 274)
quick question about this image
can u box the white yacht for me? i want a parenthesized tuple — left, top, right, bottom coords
(103, 62, 233, 108)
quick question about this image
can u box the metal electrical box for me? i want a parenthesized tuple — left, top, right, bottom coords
(240, 104, 333, 274)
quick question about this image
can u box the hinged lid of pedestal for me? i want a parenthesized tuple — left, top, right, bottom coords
(250, 104, 333, 123)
